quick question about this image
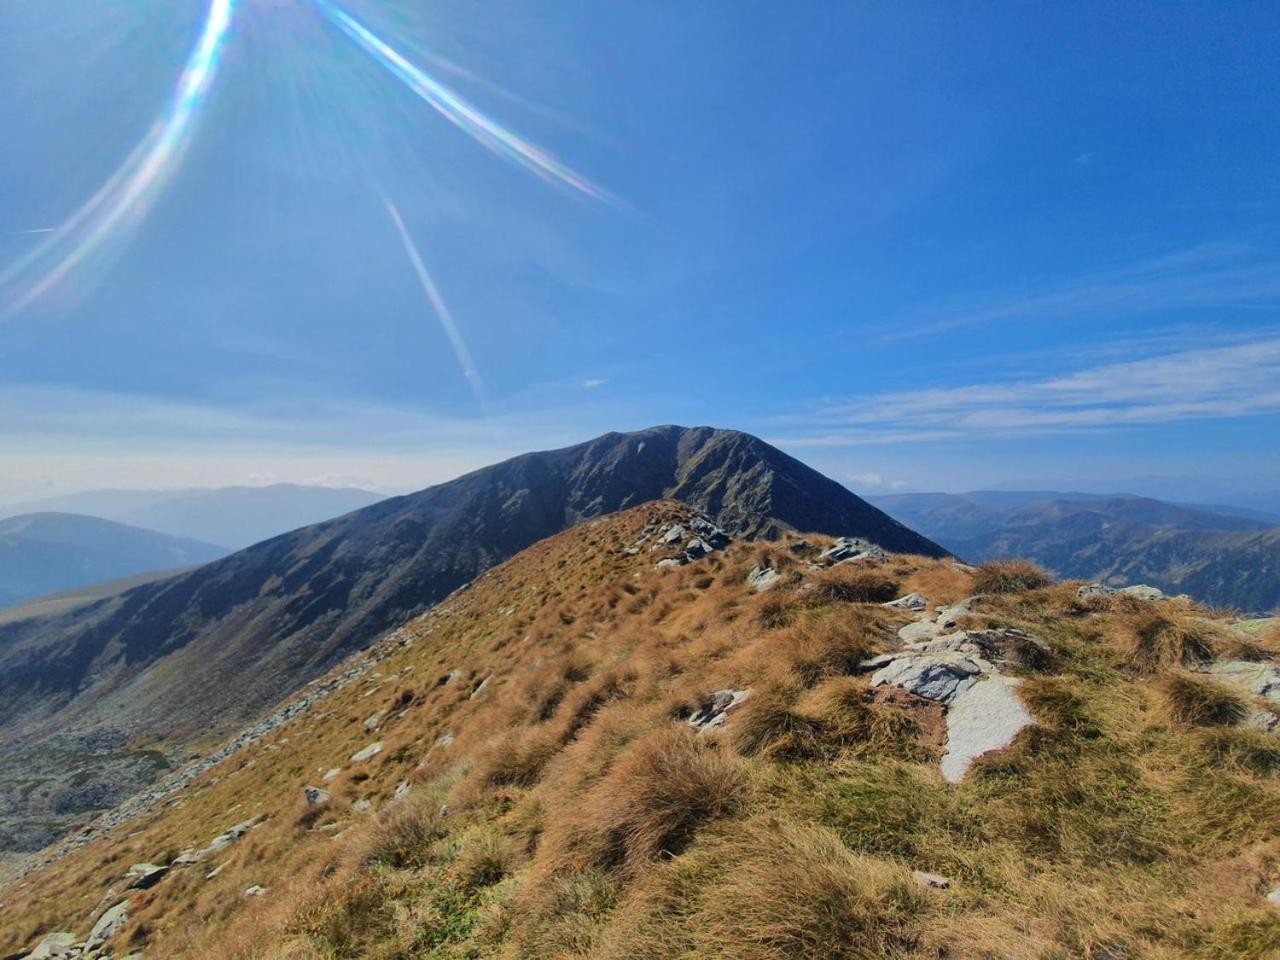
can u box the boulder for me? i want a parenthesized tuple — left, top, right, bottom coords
(883, 593, 927, 612)
(351, 742, 383, 763)
(25, 932, 77, 958)
(125, 862, 168, 890)
(935, 596, 979, 629)
(688, 689, 751, 732)
(819, 537, 888, 565)
(363, 710, 386, 732)
(86, 900, 129, 947)
(898, 620, 943, 644)
(746, 565, 781, 592)
(1203, 660, 1280, 702)
(1120, 584, 1165, 601)
(303, 785, 331, 807)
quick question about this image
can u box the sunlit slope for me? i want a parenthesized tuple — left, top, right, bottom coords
(3, 501, 1277, 959)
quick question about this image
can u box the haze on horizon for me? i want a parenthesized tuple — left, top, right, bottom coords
(2, 0, 1278, 503)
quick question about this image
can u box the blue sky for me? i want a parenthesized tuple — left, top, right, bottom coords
(1, 0, 1279, 502)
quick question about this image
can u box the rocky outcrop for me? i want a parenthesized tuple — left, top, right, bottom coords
(688, 690, 751, 732)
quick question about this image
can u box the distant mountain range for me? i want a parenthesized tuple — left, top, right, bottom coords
(0, 425, 940, 854)
(869, 491, 1280, 613)
(0, 484, 387, 550)
(0, 513, 227, 609)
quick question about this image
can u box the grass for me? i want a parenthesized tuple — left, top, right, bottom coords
(3, 504, 1279, 960)
(972, 559, 1053, 595)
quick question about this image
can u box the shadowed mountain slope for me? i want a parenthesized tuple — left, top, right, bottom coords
(0, 513, 227, 609)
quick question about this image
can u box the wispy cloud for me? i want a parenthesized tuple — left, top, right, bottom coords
(582, 378, 607, 389)
(780, 336, 1280, 447)
(879, 242, 1280, 343)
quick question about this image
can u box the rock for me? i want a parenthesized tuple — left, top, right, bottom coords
(86, 899, 129, 947)
(395, 780, 411, 799)
(1120, 584, 1165, 601)
(689, 516, 730, 548)
(656, 557, 684, 570)
(869, 654, 985, 705)
(688, 689, 751, 732)
(746, 565, 782, 592)
(1246, 708, 1280, 733)
(435, 732, 455, 749)
(898, 620, 943, 643)
(303, 785, 331, 807)
(206, 862, 228, 879)
(1076, 583, 1116, 599)
(322, 767, 342, 783)
(243, 885, 268, 897)
(1203, 660, 1280, 702)
(437, 668, 463, 686)
(1267, 885, 1280, 906)
(125, 862, 168, 890)
(787, 539, 814, 554)
(353, 799, 372, 813)
(657, 523, 688, 545)
(25, 932, 77, 958)
(351, 742, 383, 763)
(940, 675, 1034, 783)
(935, 596, 980, 629)
(912, 870, 951, 890)
(884, 593, 927, 612)
(470, 676, 491, 699)
(363, 710, 386, 732)
(819, 537, 888, 565)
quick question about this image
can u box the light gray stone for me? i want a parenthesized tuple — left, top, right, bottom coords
(351, 742, 383, 763)
(363, 710, 386, 733)
(303, 785, 330, 807)
(912, 870, 950, 889)
(898, 620, 943, 643)
(746, 565, 781, 592)
(1203, 659, 1280, 702)
(87, 900, 129, 946)
(819, 537, 888, 565)
(243, 885, 268, 898)
(869, 654, 984, 704)
(940, 675, 1034, 783)
(689, 689, 751, 732)
(25, 931, 77, 958)
(883, 592, 927, 612)
(322, 767, 342, 783)
(1120, 584, 1165, 601)
(125, 862, 168, 890)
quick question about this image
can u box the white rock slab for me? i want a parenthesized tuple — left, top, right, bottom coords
(941, 675, 1033, 783)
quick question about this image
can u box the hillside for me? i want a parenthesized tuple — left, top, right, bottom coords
(2, 501, 1277, 959)
(871, 492, 1280, 613)
(0, 425, 941, 858)
(0, 484, 387, 550)
(0, 513, 226, 609)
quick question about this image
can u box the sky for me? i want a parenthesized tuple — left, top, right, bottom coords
(1, 0, 1279, 503)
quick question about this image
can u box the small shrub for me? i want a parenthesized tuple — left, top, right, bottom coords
(1122, 609, 1216, 673)
(1161, 673, 1247, 727)
(808, 569, 900, 604)
(973, 560, 1053, 595)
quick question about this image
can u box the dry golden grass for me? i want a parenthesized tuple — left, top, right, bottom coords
(1121, 606, 1218, 673)
(972, 559, 1054, 594)
(807, 567, 901, 604)
(3, 501, 1279, 960)
(1160, 673, 1248, 728)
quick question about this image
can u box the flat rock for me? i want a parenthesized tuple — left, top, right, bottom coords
(322, 767, 342, 782)
(1203, 660, 1280, 702)
(912, 870, 951, 890)
(87, 899, 129, 946)
(940, 675, 1034, 783)
(898, 620, 943, 643)
(936, 596, 980, 629)
(363, 710, 386, 732)
(25, 932, 77, 958)
(1267, 885, 1280, 906)
(351, 742, 383, 762)
(819, 537, 888, 565)
(244, 885, 268, 897)
(884, 592, 927, 611)
(870, 654, 985, 704)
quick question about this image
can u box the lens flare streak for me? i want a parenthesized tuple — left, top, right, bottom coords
(1, 0, 237, 313)
(313, 0, 614, 205)
(384, 199, 487, 406)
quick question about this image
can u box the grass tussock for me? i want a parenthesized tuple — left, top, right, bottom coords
(549, 727, 749, 876)
(768, 614, 881, 687)
(807, 568, 900, 605)
(363, 796, 448, 868)
(729, 683, 824, 760)
(599, 816, 926, 960)
(972, 559, 1053, 594)
(1121, 607, 1217, 673)
(1160, 673, 1248, 727)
